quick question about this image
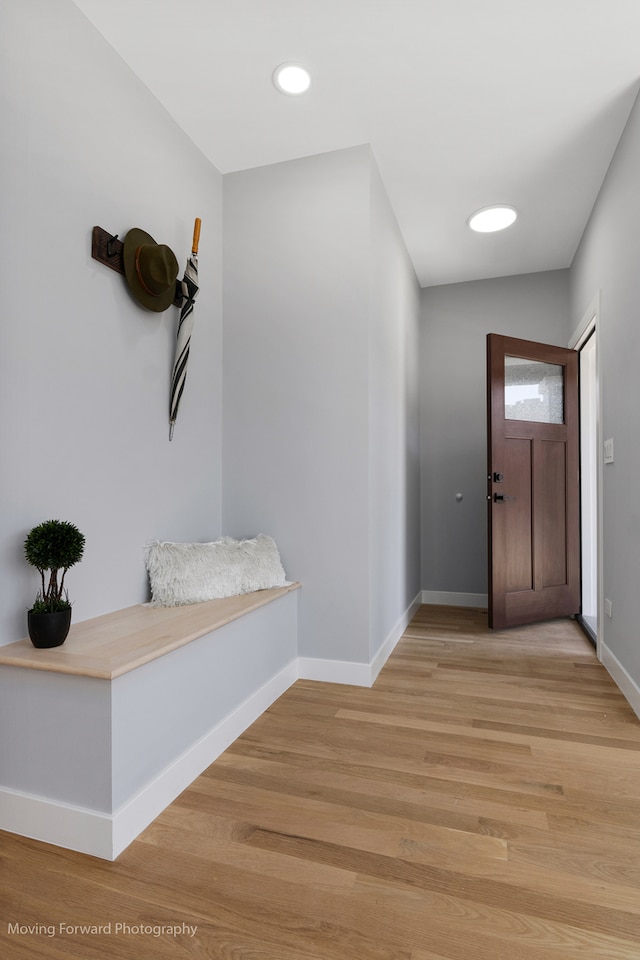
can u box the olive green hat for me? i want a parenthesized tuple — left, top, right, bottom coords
(123, 228, 179, 312)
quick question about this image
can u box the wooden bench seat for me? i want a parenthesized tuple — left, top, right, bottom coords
(0, 583, 300, 679)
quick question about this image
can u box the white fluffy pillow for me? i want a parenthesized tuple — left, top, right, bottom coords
(144, 535, 288, 606)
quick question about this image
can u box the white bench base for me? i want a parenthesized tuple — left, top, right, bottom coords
(0, 587, 299, 859)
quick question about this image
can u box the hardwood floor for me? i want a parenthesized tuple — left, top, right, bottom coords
(3, 605, 640, 959)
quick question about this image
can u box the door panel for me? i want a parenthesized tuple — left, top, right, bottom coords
(503, 438, 532, 592)
(487, 334, 580, 629)
(538, 440, 567, 588)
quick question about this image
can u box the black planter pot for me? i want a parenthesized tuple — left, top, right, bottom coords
(27, 607, 72, 648)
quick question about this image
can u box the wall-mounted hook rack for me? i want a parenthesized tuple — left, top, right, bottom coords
(92, 226, 124, 274)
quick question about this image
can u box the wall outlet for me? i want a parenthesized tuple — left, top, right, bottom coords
(604, 438, 614, 463)
(605, 598, 613, 618)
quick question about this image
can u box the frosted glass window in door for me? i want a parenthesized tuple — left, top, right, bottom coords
(504, 356, 564, 423)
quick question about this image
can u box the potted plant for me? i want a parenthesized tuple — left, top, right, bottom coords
(24, 519, 86, 648)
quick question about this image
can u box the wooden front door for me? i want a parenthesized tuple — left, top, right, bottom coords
(487, 334, 580, 629)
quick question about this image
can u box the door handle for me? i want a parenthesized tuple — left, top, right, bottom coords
(493, 493, 516, 502)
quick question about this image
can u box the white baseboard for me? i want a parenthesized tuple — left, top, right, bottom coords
(421, 590, 488, 609)
(0, 788, 114, 860)
(297, 656, 372, 687)
(370, 591, 423, 684)
(599, 641, 640, 722)
(0, 659, 299, 861)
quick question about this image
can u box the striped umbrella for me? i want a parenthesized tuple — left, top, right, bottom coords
(169, 218, 201, 440)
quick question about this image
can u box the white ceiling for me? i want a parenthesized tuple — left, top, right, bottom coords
(72, 0, 640, 287)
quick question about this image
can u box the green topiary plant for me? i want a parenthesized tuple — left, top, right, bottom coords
(24, 520, 86, 613)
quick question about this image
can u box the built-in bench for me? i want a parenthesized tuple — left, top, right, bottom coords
(0, 583, 300, 860)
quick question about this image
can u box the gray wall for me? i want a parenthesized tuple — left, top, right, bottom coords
(570, 89, 640, 681)
(3, 4, 419, 673)
(223, 146, 421, 665)
(0, 0, 223, 643)
(420, 270, 571, 596)
(368, 161, 421, 656)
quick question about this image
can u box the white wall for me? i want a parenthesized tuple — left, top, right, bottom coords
(420, 270, 571, 597)
(570, 88, 640, 687)
(223, 146, 421, 666)
(0, 0, 223, 643)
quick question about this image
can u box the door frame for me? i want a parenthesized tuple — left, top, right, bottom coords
(569, 291, 603, 660)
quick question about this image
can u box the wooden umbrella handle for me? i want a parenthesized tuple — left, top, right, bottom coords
(192, 217, 202, 256)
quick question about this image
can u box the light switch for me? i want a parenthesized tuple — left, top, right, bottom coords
(604, 438, 614, 463)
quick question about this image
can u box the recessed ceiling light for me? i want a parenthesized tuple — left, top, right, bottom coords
(468, 205, 518, 233)
(273, 62, 311, 95)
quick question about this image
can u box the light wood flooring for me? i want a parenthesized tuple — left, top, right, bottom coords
(3, 605, 640, 959)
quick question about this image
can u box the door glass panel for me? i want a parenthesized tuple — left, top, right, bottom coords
(504, 356, 564, 423)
